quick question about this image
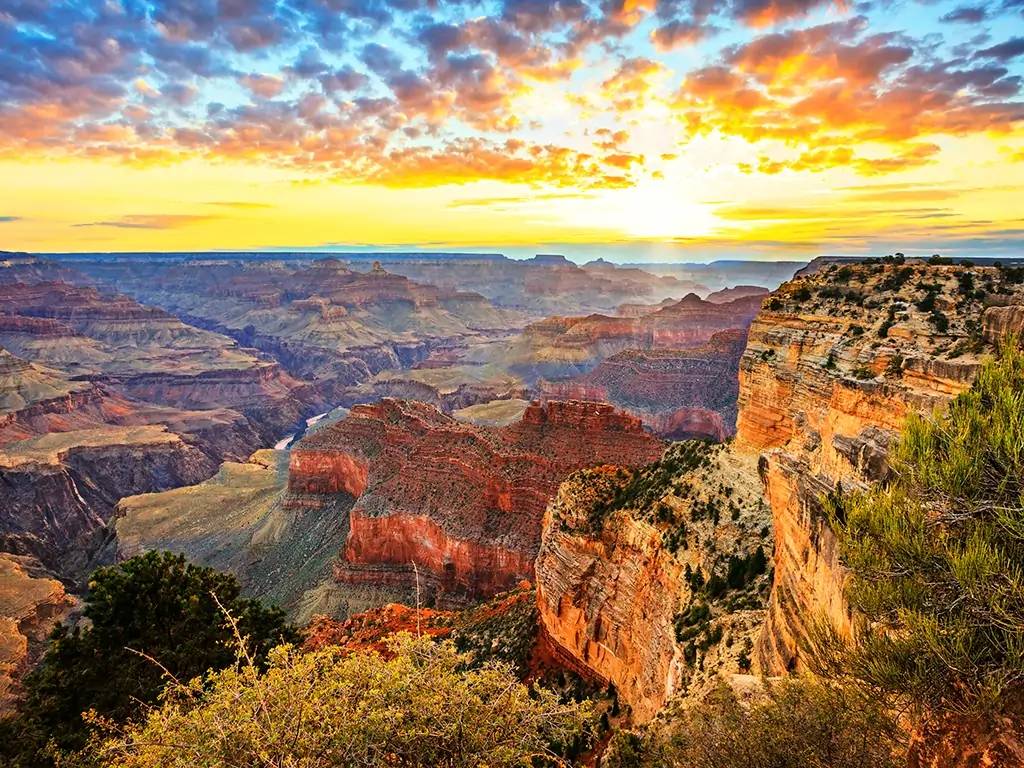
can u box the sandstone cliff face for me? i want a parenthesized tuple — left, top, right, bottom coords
(535, 443, 771, 722)
(539, 330, 747, 440)
(0, 553, 76, 713)
(735, 259, 1024, 674)
(508, 294, 762, 382)
(289, 398, 664, 610)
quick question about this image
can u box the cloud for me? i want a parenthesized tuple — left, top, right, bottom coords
(651, 21, 711, 50)
(239, 73, 286, 99)
(0, 0, 1016, 191)
(673, 20, 1024, 175)
(0, 216, 20, 223)
(940, 6, 989, 23)
(72, 215, 216, 229)
(976, 37, 1024, 61)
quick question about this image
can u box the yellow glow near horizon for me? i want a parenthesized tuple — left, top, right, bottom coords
(2, 129, 1022, 257)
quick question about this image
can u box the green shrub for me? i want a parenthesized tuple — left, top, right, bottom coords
(928, 310, 949, 332)
(1, 552, 297, 764)
(827, 343, 1024, 719)
(92, 634, 592, 768)
(605, 677, 903, 768)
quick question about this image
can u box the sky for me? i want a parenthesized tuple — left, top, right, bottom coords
(1, 0, 1023, 261)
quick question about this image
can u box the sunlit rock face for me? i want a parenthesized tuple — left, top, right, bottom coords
(534, 444, 771, 723)
(736, 258, 1024, 674)
(533, 259, 1024, 727)
(0, 553, 76, 714)
(288, 398, 664, 608)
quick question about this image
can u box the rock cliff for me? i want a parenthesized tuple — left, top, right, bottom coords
(535, 442, 771, 721)
(0, 553, 76, 713)
(735, 259, 1024, 674)
(508, 294, 763, 382)
(71, 257, 526, 404)
(290, 398, 664, 610)
(533, 258, 1024, 725)
(539, 330, 747, 440)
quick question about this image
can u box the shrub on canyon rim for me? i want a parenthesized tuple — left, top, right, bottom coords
(93, 634, 593, 768)
(2, 551, 296, 763)
(828, 342, 1024, 719)
(604, 676, 902, 768)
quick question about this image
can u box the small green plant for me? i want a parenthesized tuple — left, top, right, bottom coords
(928, 310, 949, 332)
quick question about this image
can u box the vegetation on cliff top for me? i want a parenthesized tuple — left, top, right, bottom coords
(0, 552, 297, 766)
(93, 634, 593, 768)
(825, 342, 1024, 722)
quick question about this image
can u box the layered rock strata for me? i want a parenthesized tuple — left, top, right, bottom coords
(539, 330, 747, 440)
(508, 293, 763, 382)
(0, 553, 76, 713)
(290, 398, 664, 608)
(535, 443, 771, 721)
(735, 259, 1024, 674)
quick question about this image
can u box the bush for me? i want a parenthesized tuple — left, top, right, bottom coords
(928, 310, 949, 332)
(827, 343, 1024, 719)
(93, 634, 592, 768)
(2, 552, 297, 763)
(605, 677, 903, 768)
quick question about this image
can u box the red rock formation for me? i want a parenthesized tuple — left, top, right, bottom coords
(539, 330, 747, 440)
(289, 398, 663, 604)
(534, 445, 771, 723)
(0, 553, 76, 713)
(288, 449, 368, 497)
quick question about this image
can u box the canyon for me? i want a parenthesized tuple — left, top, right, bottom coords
(510, 293, 762, 439)
(107, 398, 665, 621)
(532, 258, 1024, 743)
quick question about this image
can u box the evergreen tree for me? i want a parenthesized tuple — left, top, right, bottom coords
(1, 551, 297, 764)
(827, 343, 1024, 719)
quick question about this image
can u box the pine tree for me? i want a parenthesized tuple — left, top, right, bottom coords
(827, 342, 1024, 719)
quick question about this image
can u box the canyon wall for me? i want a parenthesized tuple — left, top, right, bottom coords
(288, 398, 664, 610)
(533, 259, 1024, 725)
(508, 293, 763, 381)
(535, 443, 771, 722)
(735, 259, 1024, 674)
(0, 553, 76, 713)
(539, 329, 747, 440)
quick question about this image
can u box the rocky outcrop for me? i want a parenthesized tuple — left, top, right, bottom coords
(508, 294, 762, 382)
(289, 399, 664, 609)
(0, 342, 270, 584)
(735, 260, 1024, 674)
(0, 553, 76, 712)
(539, 330, 747, 440)
(535, 443, 771, 722)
